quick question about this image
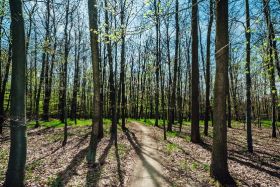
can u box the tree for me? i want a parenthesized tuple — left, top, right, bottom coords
(245, 0, 253, 152)
(104, 0, 117, 135)
(263, 0, 277, 138)
(87, 0, 101, 164)
(43, 0, 57, 122)
(61, 0, 71, 146)
(154, 0, 160, 127)
(168, 0, 179, 131)
(120, 0, 126, 130)
(35, 0, 51, 127)
(204, 0, 213, 136)
(4, 0, 27, 186)
(70, 27, 82, 123)
(191, 0, 201, 143)
(210, 0, 235, 184)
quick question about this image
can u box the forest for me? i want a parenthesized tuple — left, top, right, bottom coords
(0, 0, 280, 186)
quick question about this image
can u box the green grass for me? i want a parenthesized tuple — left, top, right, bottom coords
(28, 118, 112, 129)
(202, 163, 210, 171)
(166, 143, 178, 154)
(117, 143, 128, 157)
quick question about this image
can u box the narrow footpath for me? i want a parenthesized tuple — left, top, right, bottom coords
(128, 122, 172, 187)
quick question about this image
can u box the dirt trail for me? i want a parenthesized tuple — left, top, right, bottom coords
(128, 122, 172, 187)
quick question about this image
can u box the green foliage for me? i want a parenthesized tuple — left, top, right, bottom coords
(28, 119, 112, 129)
(185, 135, 191, 142)
(167, 131, 178, 138)
(166, 143, 178, 154)
(49, 176, 63, 187)
(202, 163, 210, 171)
(190, 161, 199, 170)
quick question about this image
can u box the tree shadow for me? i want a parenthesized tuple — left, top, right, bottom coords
(115, 135, 124, 186)
(197, 141, 280, 179)
(86, 136, 114, 187)
(27, 126, 56, 137)
(124, 128, 173, 187)
(52, 147, 88, 186)
(34, 132, 91, 163)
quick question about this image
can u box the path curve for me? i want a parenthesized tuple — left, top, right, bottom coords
(128, 122, 171, 187)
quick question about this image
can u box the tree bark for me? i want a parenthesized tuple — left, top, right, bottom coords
(245, 0, 253, 152)
(263, 0, 277, 138)
(210, 0, 235, 184)
(120, 0, 126, 130)
(87, 0, 101, 164)
(4, 0, 27, 185)
(204, 0, 213, 136)
(191, 0, 201, 143)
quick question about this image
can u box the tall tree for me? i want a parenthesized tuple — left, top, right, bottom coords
(120, 0, 126, 130)
(154, 0, 160, 127)
(168, 0, 179, 131)
(263, 0, 277, 138)
(70, 28, 82, 123)
(43, 0, 57, 121)
(191, 0, 201, 143)
(0, 0, 5, 134)
(61, 0, 71, 146)
(105, 0, 117, 135)
(34, 0, 50, 127)
(210, 0, 234, 184)
(204, 0, 213, 136)
(4, 0, 27, 186)
(245, 0, 253, 152)
(87, 0, 101, 164)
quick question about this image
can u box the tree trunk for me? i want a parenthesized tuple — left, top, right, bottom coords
(35, 0, 51, 127)
(263, 0, 277, 138)
(245, 0, 253, 152)
(0, 43, 11, 134)
(105, 0, 117, 135)
(204, 0, 213, 136)
(191, 0, 201, 143)
(154, 0, 160, 127)
(4, 0, 27, 186)
(120, 0, 126, 130)
(87, 0, 101, 164)
(70, 29, 81, 123)
(210, 0, 235, 184)
(61, 0, 71, 146)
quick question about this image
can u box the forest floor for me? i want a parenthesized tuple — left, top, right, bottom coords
(0, 119, 280, 187)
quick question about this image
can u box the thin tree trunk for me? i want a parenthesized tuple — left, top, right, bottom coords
(120, 0, 126, 130)
(245, 0, 253, 152)
(154, 0, 160, 127)
(105, 0, 117, 135)
(62, 0, 70, 146)
(204, 0, 213, 136)
(191, 0, 201, 143)
(0, 43, 11, 134)
(263, 0, 277, 138)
